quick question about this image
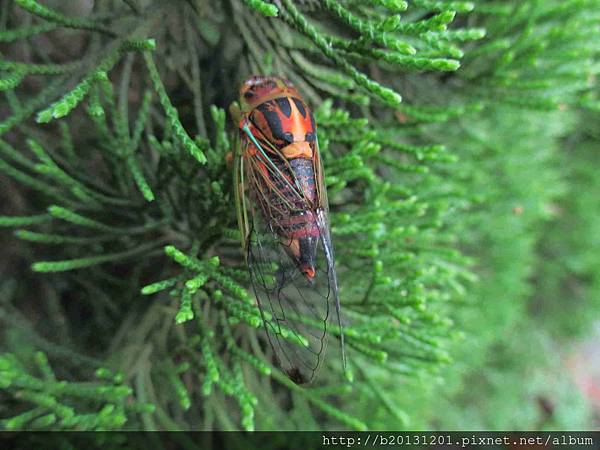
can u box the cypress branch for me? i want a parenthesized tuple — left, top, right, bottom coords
(31, 241, 161, 272)
(241, 0, 279, 17)
(143, 53, 207, 165)
(14, 0, 118, 37)
(280, 0, 403, 107)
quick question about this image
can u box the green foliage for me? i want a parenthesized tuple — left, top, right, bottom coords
(242, 0, 279, 17)
(0, 0, 598, 432)
(409, 0, 600, 429)
(0, 350, 153, 430)
(530, 103, 600, 340)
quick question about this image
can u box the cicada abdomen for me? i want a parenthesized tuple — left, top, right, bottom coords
(232, 75, 345, 384)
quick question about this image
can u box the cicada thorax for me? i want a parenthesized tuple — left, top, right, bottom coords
(241, 81, 322, 281)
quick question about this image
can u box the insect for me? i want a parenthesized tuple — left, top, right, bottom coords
(230, 75, 346, 384)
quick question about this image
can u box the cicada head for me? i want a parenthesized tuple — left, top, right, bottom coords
(239, 75, 300, 111)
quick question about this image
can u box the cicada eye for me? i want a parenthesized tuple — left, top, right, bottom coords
(244, 91, 254, 99)
(283, 132, 294, 144)
(305, 132, 315, 142)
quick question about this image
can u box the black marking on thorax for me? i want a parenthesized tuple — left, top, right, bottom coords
(275, 97, 292, 117)
(254, 101, 283, 142)
(292, 98, 307, 118)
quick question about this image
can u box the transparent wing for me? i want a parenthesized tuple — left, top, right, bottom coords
(312, 136, 346, 371)
(246, 209, 334, 384)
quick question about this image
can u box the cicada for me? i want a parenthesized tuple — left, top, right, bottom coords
(231, 75, 346, 384)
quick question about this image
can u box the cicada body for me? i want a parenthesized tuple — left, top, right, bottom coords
(232, 75, 345, 384)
